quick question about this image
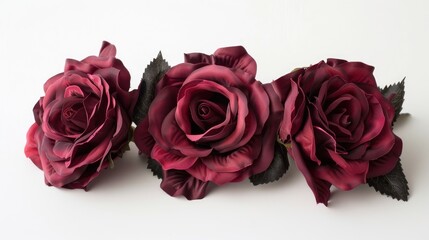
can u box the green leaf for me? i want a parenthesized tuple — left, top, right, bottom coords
(133, 52, 170, 124)
(147, 158, 163, 179)
(380, 78, 405, 123)
(250, 142, 289, 185)
(367, 160, 409, 201)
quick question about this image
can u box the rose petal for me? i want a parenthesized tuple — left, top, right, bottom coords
(24, 123, 43, 169)
(357, 95, 385, 144)
(157, 63, 207, 92)
(326, 83, 369, 132)
(278, 78, 299, 141)
(346, 121, 365, 144)
(295, 110, 320, 164)
(63, 161, 105, 189)
(39, 136, 86, 187)
(81, 56, 114, 70)
(182, 65, 244, 88)
(333, 61, 377, 87)
(290, 141, 332, 205)
(99, 41, 117, 58)
(210, 88, 249, 152)
(161, 169, 209, 200)
(313, 126, 336, 152)
(162, 109, 212, 157)
(227, 110, 258, 150)
(52, 141, 74, 159)
(176, 80, 237, 137)
(186, 161, 242, 185)
(190, 99, 227, 131)
(184, 53, 213, 64)
(213, 46, 257, 76)
(202, 137, 261, 173)
(367, 136, 402, 178)
(272, 68, 306, 103)
(43, 73, 63, 93)
(345, 142, 369, 160)
(110, 105, 130, 148)
(312, 162, 368, 191)
(79, 42, 122, 72)
(94, 67, 135, 115)
(247, 79, 270, 134)
(326, 58, 348, 67)
(301, 61, 345, 96)
(62, 100, 87, 136)
(67, 117, 114, 169)
(311, 129, 369, 191)
(359, 116, 395, 161)
(325, 95, 352, 116)
(33, 98, 44, 125)
(81, 92, 100, 123)
(42, 100, 69, 141)
(151, 144, 199, 170)
(329, 121, 351, 138)
(325, 149, 368, 175)
(281, 79, 307, 141)
(134, 117, 156, 156)
(358, 83, 395, 125)
(248, 84, 285, 175)
(64, 85, 85, 98)
(147, 86, 180, 149)
(65, 59, 98, 73)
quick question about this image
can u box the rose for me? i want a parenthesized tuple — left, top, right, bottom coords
(134, 46, 282, 199)
(24, 42, 137, 189)
(272, 59, 402, 205)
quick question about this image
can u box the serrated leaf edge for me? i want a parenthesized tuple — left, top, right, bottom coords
(367, 160, 409, 201)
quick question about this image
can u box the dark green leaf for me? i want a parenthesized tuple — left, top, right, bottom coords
(133, 52, 170, 124)
(367, 160, 409, 201)
(379, 78, 405, 123)
(250, 142, 289, 185)
(147, 158, 163, 179)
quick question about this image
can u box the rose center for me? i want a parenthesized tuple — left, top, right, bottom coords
(198, 104, 211, 118)
(190, 96, 228, 133)
(328, 107, 351, 127)
(340, 114, 351, 127)
(326, 104, 353, 139)
(62, 106, 77, 119)
(59, 101, 88, 134)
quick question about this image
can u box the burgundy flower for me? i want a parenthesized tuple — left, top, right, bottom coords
(272, 59, 402, 205)
(135, 46, 282, 199)
(24, 42, 137, 189)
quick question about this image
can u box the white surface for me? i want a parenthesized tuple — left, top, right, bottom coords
(1, 0, 428, 239)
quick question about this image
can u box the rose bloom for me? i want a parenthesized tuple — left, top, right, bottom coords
(135, 46, 282, 199)
(24, 42, 137, 189)
(272, 59, 402, 205)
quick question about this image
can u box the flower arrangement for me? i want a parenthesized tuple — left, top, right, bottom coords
(25, 42, 407, 205)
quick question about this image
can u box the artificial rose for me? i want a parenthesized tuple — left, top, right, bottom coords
(24, 41, 137, 189)
(272, 59, 402, 205)
(135, 46, 283, 199)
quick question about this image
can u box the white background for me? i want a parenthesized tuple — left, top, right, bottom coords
(1, 0, 428, 239)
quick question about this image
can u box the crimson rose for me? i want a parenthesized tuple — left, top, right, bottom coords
(135, 46, 282, 199)
(24, 42, 137, 189)
(272, 59, 402, 205)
